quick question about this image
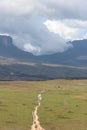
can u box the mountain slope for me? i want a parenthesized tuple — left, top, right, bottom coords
(0, 35, 87, 66)
(38, 39, 87, 66)
(0, 35, 87, 80)
(0, 35, 38, 62)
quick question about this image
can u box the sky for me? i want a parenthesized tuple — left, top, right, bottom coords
(0, 0, 87, 55)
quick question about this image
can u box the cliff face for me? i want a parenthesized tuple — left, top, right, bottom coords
(0, 35, 16, 57)
(0, 35, 36, 61)
(0, 35, 13, 46)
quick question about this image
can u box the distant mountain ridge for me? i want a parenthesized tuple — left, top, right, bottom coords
(0, 35, 87, 80)
(0, 35, 87, 66)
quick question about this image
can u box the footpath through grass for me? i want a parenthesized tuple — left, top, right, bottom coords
(0, 80, 87, 130)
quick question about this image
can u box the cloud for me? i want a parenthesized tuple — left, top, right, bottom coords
(0, 0, 87, 55)
(24, 43, 41, 55)
(38, 0, 87, 20)
(45, 19, 87, 40)
(12, 15, 72, 55)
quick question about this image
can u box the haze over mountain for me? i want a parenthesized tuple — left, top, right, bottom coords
(0, 35, 87, 66)
(0, 35, 42, 64)
(0, 35, 87, 80)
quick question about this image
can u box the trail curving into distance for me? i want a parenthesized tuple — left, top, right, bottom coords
(31, 92, 45, 130)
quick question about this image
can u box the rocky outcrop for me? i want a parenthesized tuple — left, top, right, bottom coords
(0, 35, 12, 46)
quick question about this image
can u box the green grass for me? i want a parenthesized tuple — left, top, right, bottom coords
(39, 90, 87, 130)
(0, 91, 38, 130)
(0, 80, 87, 130)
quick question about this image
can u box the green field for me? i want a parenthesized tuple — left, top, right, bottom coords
(0, 80, 87, 130)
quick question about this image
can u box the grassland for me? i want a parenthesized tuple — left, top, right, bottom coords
(0, 80, 87, 130)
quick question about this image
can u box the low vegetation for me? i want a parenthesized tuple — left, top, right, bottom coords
(0, 80, 87, 130)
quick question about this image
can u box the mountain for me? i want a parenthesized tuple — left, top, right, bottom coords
(0, 35, 87, 66)
(0, 35, 38, 62)
(0, 35, 87, 80)
(38, 39, 87, 66)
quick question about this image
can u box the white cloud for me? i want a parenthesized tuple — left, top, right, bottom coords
(0, 33, 10, 36)
(24, 43, 41, 56)
(0, 0, 37, 16)
(12, 15, 72, 55)
(44, 19, 87, 41)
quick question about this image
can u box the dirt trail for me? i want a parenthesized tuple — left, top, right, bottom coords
(31, 92, 45, 130)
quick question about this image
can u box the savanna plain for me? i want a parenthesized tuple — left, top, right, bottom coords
(0, 79, 87, 130)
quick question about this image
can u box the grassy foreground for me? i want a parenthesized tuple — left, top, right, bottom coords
(0, 80, 87, 130)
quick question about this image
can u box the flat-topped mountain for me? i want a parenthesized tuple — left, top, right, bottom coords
(0, 35, 87, 66)
(0, 35, 37, 62)
(0, 35, 12, 46)
(0, 35, 87, 80)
